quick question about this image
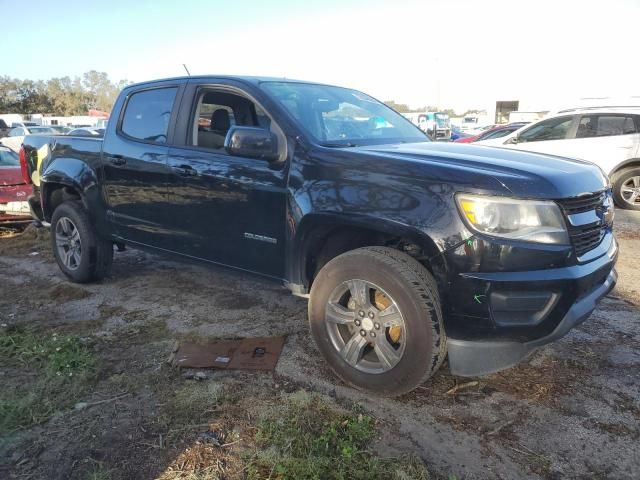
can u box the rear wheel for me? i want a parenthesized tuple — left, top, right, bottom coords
(51, 201, 113, 283)
(612, 167, 640, 210)
(309, 247, 446, 396)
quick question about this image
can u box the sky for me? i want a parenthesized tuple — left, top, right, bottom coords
(2, 0, 639, 112)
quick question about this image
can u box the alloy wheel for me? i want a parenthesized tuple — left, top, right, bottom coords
(620, 175, 640, 207)
(324, 279, 406, 374)
(55, 217, 82, 270)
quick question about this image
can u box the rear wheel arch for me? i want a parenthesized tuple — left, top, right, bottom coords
(42, 182, 83, 221)
(609, 158, 640, 177)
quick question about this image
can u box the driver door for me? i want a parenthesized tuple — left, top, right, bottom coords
(165, 82, 289, 279)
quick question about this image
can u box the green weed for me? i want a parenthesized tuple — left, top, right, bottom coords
(0, 327, 96, 433)
(248, 391, 430, 480)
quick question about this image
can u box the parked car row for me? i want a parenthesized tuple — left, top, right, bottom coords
(0, 124, 106, 152)
(455, 122, 529, 144)
(0, 126, 58, 152)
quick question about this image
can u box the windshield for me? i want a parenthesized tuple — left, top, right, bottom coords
(28, 127, 55, 134)
(435, 113, 449, 127)
(0, 148, 19, 166)
(261, 82, 429, 147)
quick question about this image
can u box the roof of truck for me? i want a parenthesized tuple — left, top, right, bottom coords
(125, 75, 349, 91)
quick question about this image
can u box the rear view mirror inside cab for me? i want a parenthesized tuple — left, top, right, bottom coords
(312, 98, 340, 113)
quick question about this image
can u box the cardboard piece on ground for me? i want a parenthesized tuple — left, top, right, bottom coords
(173, 340, 238, 369)
(227, 336, 286, 371)
(173, 336, 285, 371)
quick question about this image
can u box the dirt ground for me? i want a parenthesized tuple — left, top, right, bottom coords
(1, 210, 639, 480)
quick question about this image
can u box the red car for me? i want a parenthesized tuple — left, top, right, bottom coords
(0, 145, 33, 224)
(454, 123, 528, 144)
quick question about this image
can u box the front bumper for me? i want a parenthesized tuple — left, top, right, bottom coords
(445, 233, 618, 376)
(448, 268, 616, 376)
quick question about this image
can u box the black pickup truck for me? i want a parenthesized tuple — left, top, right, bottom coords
(20, 76, 617, 396)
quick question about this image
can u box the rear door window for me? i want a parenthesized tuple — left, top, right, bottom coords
(576, 114, 638, 138)
(121, 87, 177, 144)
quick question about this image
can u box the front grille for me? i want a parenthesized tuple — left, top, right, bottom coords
(559, 192, 605, 215)
(557, 192, 609, 257)
(569, 225, 606, 256)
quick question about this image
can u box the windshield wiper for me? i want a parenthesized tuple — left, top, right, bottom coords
(322, 142, 358, 148)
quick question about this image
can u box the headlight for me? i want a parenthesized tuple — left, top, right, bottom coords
(456, 194, 569, 244)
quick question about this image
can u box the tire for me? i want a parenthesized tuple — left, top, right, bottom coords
(612, 166, 640, 210)
(309, 246, 447, 397)
(51, 201, 113, 283)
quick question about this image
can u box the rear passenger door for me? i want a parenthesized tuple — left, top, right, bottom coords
(566, 114, 640, 174)
(165, 81, 289, 279)
(101, 84, 183, 248)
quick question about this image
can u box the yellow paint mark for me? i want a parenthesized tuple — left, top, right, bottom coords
(32, 144, 50, 187)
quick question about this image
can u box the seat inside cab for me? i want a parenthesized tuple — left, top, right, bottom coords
(194, 91, 271, 150)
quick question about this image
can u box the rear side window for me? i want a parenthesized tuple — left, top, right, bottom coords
(576, 114, 638, 138)
(121, 87, 177, 143)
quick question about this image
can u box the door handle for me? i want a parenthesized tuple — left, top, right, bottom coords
(172, 165, 198, 176)
(107, 155, 126, 166)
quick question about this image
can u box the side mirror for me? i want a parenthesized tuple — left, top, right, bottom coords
(506, 135, 519, 145)
(224, 126, 279, 162)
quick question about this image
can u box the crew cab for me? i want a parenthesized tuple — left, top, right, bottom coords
(20, 76, 617, 396)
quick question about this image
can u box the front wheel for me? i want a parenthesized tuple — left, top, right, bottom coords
(612, 166, 640, 210)
(51, 201, 113, 283)
(309, 247, 447, 397)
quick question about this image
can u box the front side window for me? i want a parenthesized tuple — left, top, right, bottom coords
(518, 116, 573, 142)
(191, 89, 280, 154)
(121, 87, 177, 144)
(576, 114, 638, 138)
(261, 82, 428, 147)
(9, 128, 23, 136)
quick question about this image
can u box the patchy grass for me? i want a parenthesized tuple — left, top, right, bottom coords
(0, 327, 94, 376)
(162, 382, 226, 429)
(0, 327, 96, 433)
(158, 389, 432, 480)
(246, 391, 430, 480)
(86, 463, 112, 480)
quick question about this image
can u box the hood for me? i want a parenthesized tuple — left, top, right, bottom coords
(354, 142, 608, 199)
(0, 166, 25, 186)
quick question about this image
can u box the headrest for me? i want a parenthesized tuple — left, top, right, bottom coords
(211, 109, 230, 131)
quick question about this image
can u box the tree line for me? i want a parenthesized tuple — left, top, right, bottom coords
(0, 71, 130, 116)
